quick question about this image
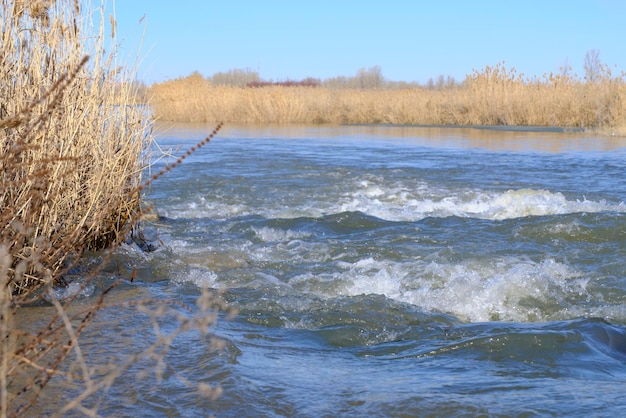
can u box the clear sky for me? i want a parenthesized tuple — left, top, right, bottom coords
(109, 0, 626, 85)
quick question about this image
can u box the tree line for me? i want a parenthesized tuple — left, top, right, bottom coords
(203, 49, 608, 90)
(208, 65, 457, 90)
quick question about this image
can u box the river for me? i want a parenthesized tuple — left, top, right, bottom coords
(24, 124, 626, 416)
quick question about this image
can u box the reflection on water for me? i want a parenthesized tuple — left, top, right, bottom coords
(156, 122, 626, 153)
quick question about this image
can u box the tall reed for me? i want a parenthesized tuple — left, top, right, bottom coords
(1, 0, 151, 297)
(151, 62, 626, 133)
(0, 2, 228, 416)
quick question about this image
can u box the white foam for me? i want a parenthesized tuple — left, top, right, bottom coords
(153, 176, 624, 223)
(158, 195, 251, 219)
(252, 227, 311, 242)
(327, 256, 590, 323)
(339, 183, 625, 222)
(173, 268, 219, 288)
(50, 282, 95, 301)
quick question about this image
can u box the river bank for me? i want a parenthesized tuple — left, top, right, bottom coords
(150, 63, 626, 135)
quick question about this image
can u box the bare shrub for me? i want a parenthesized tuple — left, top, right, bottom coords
(584, 48, 602, 83)
(211, 67, 261, 87)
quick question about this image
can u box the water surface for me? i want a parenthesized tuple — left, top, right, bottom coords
(30, 124, 626, 416)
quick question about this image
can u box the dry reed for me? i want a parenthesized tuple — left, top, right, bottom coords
(151, 62, 626, 134)
(1, 1, 227, 416)
(1, 0, 151, 297)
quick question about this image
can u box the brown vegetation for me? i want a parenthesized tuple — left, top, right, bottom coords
(246, 78, 320, 88)
(151, 62, 626, 133)
(0, 1, 148, 298)
(1, 1, 226, 416)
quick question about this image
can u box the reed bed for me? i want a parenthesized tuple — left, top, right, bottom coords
(0, 2, 227, 416)
(1, 0, 151, 296)
(151, 62, 626, 133)
(0, 0, 147, 412)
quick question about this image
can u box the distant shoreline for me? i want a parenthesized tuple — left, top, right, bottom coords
(347, 123, 586, 134)
(149, 65, 626, 136)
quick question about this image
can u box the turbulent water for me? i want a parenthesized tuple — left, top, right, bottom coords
(30, 124, 626, 416)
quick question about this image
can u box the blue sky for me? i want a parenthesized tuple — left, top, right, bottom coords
(110, 0, 626, 85)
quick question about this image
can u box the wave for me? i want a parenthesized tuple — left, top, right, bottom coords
(339, 184, 625, 222)
(154, 181, 625, 223)
(286, 256, 597, 323)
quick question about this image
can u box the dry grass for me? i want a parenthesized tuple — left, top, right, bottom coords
(151, 62, 626, 133)
(0, 1, 227, 416)
(1, 0, 150, 297)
